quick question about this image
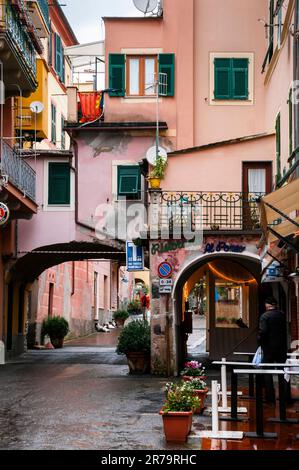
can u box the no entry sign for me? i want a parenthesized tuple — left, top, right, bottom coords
(158, 262, 173, 279)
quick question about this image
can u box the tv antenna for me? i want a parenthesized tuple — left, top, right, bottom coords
(133, 0, 158, 15)
(30, 101, 44, 170)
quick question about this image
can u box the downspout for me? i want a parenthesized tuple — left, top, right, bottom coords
(294, 0, 299, 178)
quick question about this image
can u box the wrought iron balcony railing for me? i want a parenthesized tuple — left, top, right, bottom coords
(148, 191, 263, 235)
(0, 2, 37, 77)
(1, 141, 36, 202)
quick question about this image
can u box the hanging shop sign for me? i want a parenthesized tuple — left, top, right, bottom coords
(0, 203, 10, 226)
(261, 261, 285, 283)
(158, 261, 173, 279)
(203, 241, 246, 254)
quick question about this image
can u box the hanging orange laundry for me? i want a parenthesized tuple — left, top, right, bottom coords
(78, 92, 103, 123)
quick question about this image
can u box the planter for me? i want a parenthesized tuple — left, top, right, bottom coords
(192, 388, 209, 414)
(50, 337, 64, 349)
(148, 177, 161, 189)
(126, 351, 150, 375)
(115, 318, 125, 328)
(159, 411, 193, 443)
(182, 375, 207, 382)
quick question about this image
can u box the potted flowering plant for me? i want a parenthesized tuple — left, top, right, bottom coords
(160, 382, 200, 443)
(180, 361, 206, 382)
(148, 154, 167, 189)
(182, 378, 209, 414)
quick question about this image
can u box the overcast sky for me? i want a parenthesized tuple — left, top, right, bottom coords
(63, 0, 142, 43)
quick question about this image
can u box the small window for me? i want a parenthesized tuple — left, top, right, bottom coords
(48, 162, 70, 205)
(117, 166, 141, 200)
(51, 104, 56, 144)
(126, 56, 157, 97)
(214, 58, 249, 100)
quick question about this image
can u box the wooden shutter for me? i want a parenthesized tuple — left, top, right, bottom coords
(289, 88, 293, 158)
(49, 25, 52, 66)
(109, 54, 125, 97)
(55, 33, 63, 81)
(117, 166, 141, 199)
(232, 59, 248, 99)
(51, 104, 56, 144)
(214, 58, 231, 99)
(48, 163, 70, 205)
(158, 53, 175, 96)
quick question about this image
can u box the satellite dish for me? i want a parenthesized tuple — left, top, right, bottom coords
(146, 145, 167, 166)
(133, 0, 158, 14)
(30, 101, 44, 114)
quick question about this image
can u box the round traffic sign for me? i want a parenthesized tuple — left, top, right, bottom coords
(158, 262, 173, 279)
(0, 202, 9, 226)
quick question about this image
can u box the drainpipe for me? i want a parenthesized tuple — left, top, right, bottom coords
(294, 0, 299, 178)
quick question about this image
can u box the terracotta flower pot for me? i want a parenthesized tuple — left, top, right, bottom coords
(126, 351, 150, 375)
(159, 411, 193, 443)
(192, 388, 209, 414)
(115, 318, 125, 328)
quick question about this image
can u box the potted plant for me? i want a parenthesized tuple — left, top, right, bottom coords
(180, 360, 206, 382)
(127, 299, 142, 316)
(182, 378, 209, 414)
(112, 309, 129, 327)
(160, 382, 200, 443)
(148, 154, 167, 189)
(42, 316, 69, 349)
(116, 320, 151, 374)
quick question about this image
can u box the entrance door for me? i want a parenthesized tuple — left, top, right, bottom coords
(242, 162, 272, 229)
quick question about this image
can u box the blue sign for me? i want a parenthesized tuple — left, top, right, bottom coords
(126, 242, 144, 272)
(158, 262, 173, 279)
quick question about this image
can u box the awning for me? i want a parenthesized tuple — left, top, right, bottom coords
(260, 179, 299, 244)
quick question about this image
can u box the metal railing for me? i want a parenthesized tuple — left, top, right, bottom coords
(1, 141, 36, 201)
(0, 2, 37, 77)
(149, 191, 263, 233)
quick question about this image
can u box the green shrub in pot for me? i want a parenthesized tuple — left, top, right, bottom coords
(42, 316, 69, 349)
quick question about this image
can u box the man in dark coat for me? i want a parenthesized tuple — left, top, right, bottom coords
(257, 296, 287, 403)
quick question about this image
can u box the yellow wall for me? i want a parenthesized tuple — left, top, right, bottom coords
(16, 59, 49, 140)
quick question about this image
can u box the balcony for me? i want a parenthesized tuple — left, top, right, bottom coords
(1, 141, 36, 202)
(148, 191, 263, 237)
(0, 1, 38, 93)
(26, 0, 50, 38)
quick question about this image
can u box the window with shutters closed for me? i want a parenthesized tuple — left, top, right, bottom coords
(54, 33, 65, 83)
(51, 103, 56, 144)
(117, 166, 141, 200)
(214, 58, 249, 100)
(48, 162, 70, 205)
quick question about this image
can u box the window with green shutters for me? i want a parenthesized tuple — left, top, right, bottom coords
(109, 54, 125, 97)
(108, 53, 175, 97)
(275, 113, 282, 184)
(48, 162, 70, 205)
(158, 53, 175, 97)
(117, 166, 141, 200)
(51, 103, 56, 144)
(54, 33, 64, 83)
(214, 58, 249, 100)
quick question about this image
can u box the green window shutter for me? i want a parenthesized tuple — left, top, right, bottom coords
(49, 25, 52, 66)
(214, 58, 231, 99)
(269, 0, 274, 62)
(51, 104, 56, 144)
(232, 59, 249, 99)
(61, 116, 65, 150)
(276, 113, 281, 183)
(288, 88, 293, 159)
(61, 46, 65, 83)
(158, 53, 175, 97)
(117, 166, 141, 200)
(109, 54, 125, 97)
(55, 33, 63, 80)
(48, 163, 70, 205)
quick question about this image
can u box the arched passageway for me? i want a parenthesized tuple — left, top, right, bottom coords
(173, 252, 261, 369)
